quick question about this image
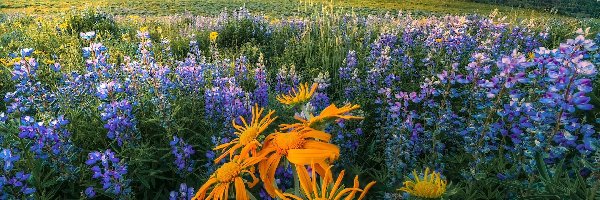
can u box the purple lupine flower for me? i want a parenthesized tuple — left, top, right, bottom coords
(84, 187, 96, 198)
(0, 149, 20, 171)
(86, 149, 131, 197)
(169, 183, 194, 200)
(99, 100, 139, 146)
(170, 136, 195, 175)
(253, 66, 269, 107)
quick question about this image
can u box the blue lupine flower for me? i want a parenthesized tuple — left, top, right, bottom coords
(84, 187, 95, 198)
(169, 183, 194, 200)
(80, 31, 96, 40)
(86, 149, 131, 197)
(20, 48, 34, 58)
(170, 136, 195, 175)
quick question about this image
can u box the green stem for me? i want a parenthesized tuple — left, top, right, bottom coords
(292, 164, 301, 196)
(478, 87, 506, 147)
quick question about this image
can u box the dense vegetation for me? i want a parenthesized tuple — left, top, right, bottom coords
(469, 0, 600, 18)
(0, 2, 599, 200)
(1, 0, 596, 20)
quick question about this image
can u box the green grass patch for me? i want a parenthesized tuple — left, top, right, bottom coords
(1, 0, 596, 22)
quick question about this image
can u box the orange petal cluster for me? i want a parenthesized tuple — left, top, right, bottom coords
(194, 82, 372, 200)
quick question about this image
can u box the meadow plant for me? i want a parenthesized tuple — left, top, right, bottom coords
(0, 7, 598, 199)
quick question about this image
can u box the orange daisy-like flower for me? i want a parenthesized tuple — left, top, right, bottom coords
(281, 103, 363, 131)
(276, 163, 376, 200)
(193, 156, 264, 200)
(213, 104, 277, 163)
(276, 83, 318, 105)
(258, 129, 339, 197)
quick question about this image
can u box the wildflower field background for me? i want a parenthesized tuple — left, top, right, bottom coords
(0, 0, 599, 199)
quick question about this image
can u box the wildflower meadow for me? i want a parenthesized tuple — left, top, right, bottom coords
(0, 1, 599, 199)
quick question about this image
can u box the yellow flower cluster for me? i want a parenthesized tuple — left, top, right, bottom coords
(0, 58, 10, 67)
(193, 83, 374, 200)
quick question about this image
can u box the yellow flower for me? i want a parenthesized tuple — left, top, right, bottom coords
(42, 59, 54, 65)
(210, 31, 219, 43)
(128, 15, 141, 22)
(193, 156, 264, 200)
(281, 103, 362, 131)
(276, 163, 376, 200)
(139, 26, 149, 33)
(258, 129, 339, 197)
(213, 104, 277, 163)
(270, 18, 280, 25)
(10, 57, 22, 64)
(59, 22, 68, 30)
(121, 33, 130, 42)
(276, 83, 318, 106)
(435, 38, 443, 43)
(528, 52, 535, 60)
(398, 168, 447, 199)
(0, 58, 9, 66)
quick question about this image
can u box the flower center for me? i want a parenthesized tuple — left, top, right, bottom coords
(273, 133, 305, 155)
(215, 162, 241, 183)
(239, 127, 259, 145)
(413, 181, 440, 198)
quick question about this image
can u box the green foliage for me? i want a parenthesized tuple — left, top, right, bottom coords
(218, 18, 270, 48)
(66, 9, 120, 37)
(468, 0, 600, 18)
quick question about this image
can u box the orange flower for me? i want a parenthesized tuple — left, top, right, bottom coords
(281, 103, 362, 131)
(276, 83, 318, 105)
(257, 129, 339, 197)
(192, 156, 264, 200)
(276, 163, 376, 200)
(213, 104, 277, 163)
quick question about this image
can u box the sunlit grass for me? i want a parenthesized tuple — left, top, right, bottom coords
(1, 0, 593, 22)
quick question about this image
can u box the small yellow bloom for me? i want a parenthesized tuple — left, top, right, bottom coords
(59, 22, 68, 30)
(121, 33, 130, 42)
(435, 38, 443, 43)
(528, 52, 535, 60)
(128, 15, 141, 22)
(11, 57, 22, 64)
(398, 167, 447, 199)
(0, 58, 9, 66)
(276, 83, 318, 106)
(209, 31, 219, 43)
(139, 26, 148, 33)
(276, 163, 376, 200)
(213, 104, 277, 163)
(43, 59, 54, 65)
